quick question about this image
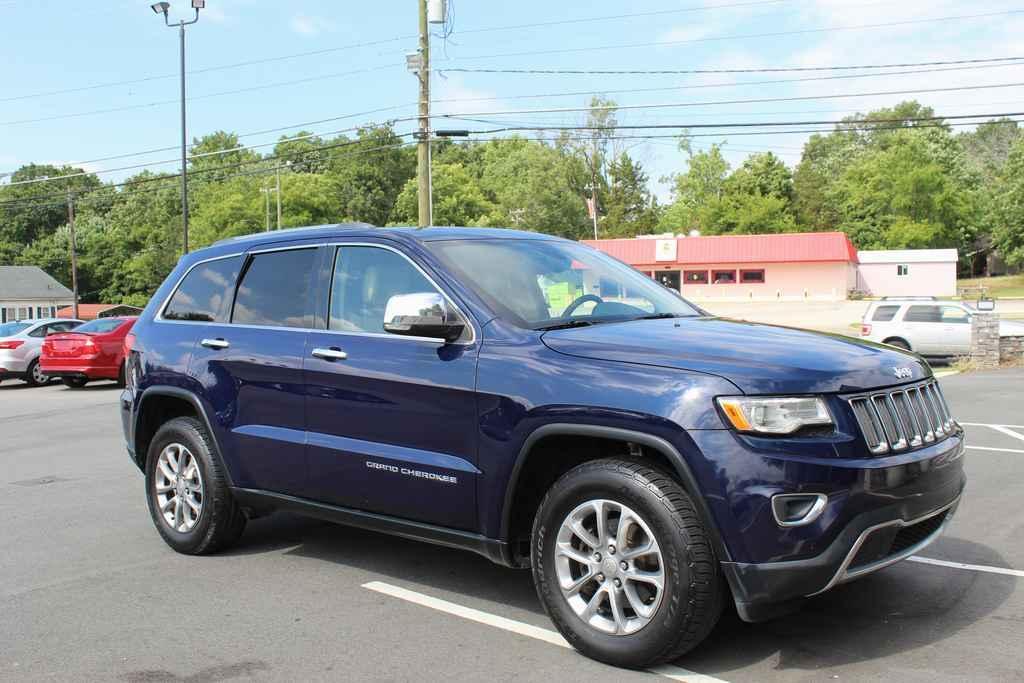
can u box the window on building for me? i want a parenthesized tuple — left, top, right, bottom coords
(17, 307, 31, 320)
(897, 264, 910, 276)
(233, 249, 317, 328)
(904, 305, 941, 323)
(740, 269, 765, 284)
(683, 270, 709, 284)
(164, 256, 243, 323)
(712, 270, 737, 284)
(871, 305, 901, 322)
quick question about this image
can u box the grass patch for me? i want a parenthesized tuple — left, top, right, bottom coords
(957, 274, 1024, 298)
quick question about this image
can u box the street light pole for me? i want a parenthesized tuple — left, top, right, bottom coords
(151, 1, 203, 254)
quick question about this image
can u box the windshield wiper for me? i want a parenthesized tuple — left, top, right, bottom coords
(534, 319, 596, 331)
(632, 313, 683, 320)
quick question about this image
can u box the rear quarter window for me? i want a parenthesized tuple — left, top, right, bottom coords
(163, 256, 243, 323)
(871, 305, 901, 322)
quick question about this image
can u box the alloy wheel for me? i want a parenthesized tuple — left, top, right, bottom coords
(154, 443, 205, 533)
(31, 362, 47, 385)
(554, 499, 665, 636)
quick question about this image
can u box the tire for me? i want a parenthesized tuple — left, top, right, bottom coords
(24, 359, 49, 387)
(532, 458, 722, 669)
(884, 338, 911, 351)
(115, 362, 126, 388)
(62, 377, 89, 389)
(145, 416, 246, 555)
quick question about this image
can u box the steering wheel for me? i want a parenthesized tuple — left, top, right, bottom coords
(561, 294, 604, 318)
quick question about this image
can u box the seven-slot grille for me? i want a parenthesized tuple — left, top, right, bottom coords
(848, 380, 956, 455)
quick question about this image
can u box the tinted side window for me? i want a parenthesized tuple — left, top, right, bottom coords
(233, 249, 316, 328)
(904, 305, 940, 323)
(329, 246, 437, 333)
(164, 256, 242, 323)
(872, 305, 901, 322)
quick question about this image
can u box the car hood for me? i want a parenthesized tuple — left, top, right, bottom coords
(541, 317, 932, 395)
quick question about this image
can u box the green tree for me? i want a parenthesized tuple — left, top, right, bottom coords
(602, 153, 659, 237)
(327, 125, 416, 225)
(992, 136, 1024, 266)
(658, 144, 730, 232)
(394, 162, 493, 227)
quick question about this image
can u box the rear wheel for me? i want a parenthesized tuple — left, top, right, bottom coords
(884, 338, 911, 351)
(532, 458, 722, 669)
(145, 416, 246, 555)
(62, 377, 89, 389)
(24, 359, 49, 387)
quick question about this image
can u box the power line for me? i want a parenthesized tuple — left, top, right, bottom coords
(0, 37, 415, 104)
(434, 8, 1024, 63)
(432, 81, 1024, 121)
(439, 55, 1024, 76)
(0, 0, 795, 104)
(431, 63, 1024, 105)
(0, 64, 406, 127)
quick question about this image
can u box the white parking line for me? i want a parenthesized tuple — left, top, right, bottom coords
(909, 556, 1024, 578)
(988, 425, 1024, 443)
(960, 423, 1024, 430)
(362, 581, 730, 683)
(965, 445, 1024, 454)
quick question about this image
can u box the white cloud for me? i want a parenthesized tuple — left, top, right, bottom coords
(431, 75, 511, 117)
(290, 14, 335, 36)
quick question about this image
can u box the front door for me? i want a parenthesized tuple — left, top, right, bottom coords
(303, 243, 480, 530)
(189, 246, 318, 496)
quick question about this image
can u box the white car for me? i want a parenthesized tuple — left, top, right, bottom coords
(860, 299, 1024, 357)
(0, 318, 84, 386)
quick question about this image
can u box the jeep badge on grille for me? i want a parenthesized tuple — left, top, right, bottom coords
(893, 367, 913, 379)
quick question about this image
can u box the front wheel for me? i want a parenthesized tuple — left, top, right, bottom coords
(532, 459, 722, 669)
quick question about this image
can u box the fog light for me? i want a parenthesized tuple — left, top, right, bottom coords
(771, 493, 828, 527)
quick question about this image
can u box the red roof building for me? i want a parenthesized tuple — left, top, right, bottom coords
(585, 232, 860, 301)
(57, 304, 144, 321)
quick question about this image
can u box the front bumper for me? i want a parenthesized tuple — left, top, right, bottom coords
(722, 490, 962, 621)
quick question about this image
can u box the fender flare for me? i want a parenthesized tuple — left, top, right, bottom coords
(499, 423, 731, 563)
(135, 385, 234, 487)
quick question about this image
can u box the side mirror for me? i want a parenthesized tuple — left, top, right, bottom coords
(383, 292, 465, 343)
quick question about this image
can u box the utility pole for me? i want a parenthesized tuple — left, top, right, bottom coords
(260, 186, 271, 231)
(416, 0, 431, 227)
(65, 189, 79, 320)
(275, 166, 282, 230)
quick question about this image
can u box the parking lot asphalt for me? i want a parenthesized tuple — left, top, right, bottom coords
(2, 371, 1023, 682)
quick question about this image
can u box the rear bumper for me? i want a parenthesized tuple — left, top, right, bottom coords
(40, 361, 118, 380)
(0, 355, 29, 374)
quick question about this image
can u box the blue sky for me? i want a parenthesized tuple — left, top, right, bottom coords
(2, 0, 1023, 200)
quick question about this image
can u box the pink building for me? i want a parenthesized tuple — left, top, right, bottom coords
(585, 232, 860, 302)
(855, 249, 958, 298)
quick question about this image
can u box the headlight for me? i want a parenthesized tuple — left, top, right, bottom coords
(716, 396, 832, 435)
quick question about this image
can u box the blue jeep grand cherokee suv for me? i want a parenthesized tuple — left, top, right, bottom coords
(120, 225, 964, 668)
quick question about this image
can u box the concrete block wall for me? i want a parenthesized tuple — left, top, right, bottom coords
(970, 312, 1001, 369)
(1001, 336, 1024, 364)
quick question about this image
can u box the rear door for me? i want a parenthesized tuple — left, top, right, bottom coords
(188, 246, 319, 496)
(900, 304, 942, 354)
(303, 241, 480, 530)
(938, 305, 971, 355)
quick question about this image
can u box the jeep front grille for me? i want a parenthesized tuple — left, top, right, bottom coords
(847, 380, 956, 455)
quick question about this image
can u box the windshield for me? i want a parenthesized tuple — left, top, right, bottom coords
(427, 238, 702, 330)
(73, 318, 128, 334)
(0, 322, 31, 337)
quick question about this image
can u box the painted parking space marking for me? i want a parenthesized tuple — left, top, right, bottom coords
(362, 581, 730, 683)
(965, 445, 1024, 454)
(960, 423, 1024, 430)
(909, 556, 1024, 578)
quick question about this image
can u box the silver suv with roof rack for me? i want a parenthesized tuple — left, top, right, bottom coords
(860, 299, 1024, 357)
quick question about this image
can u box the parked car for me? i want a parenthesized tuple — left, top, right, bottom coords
(121, 226, 964, 669)
(0, 318, 84, 386)
(41, 316, 137, 388)
(860, 299, 1024, 356)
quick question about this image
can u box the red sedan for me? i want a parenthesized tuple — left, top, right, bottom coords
(41, 317, 137, 388)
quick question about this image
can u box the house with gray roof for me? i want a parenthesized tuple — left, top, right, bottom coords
(0, 266, 75, 323)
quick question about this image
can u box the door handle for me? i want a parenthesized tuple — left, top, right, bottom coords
(312, 347, 348, 361)
(200, 338, 230, 350)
